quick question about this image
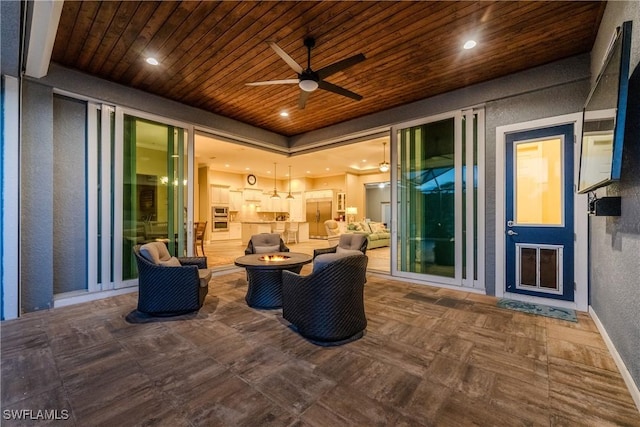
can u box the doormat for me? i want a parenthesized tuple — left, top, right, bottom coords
(497, 299, 577, 322)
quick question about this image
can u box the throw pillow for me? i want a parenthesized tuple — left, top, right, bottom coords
(140, 241, 171, 264)
(370, 222, 386, 233)
(359, 222, 373, 233)
(348, 223, 363, 231)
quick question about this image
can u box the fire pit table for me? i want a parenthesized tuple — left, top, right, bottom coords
(234, 252, 312, 309)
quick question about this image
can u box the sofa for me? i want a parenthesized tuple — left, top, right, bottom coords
(347, 221, 390, 249)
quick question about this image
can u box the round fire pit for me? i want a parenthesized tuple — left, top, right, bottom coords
(259, 255, 291, 262)
(234, 252, 313, 309)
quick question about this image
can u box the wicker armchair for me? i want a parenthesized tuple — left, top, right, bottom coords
(313, 233, 368, 259)
(282, 253, 368, 346)
(133, 242, 210, 316)
(245, 233, 290, 255)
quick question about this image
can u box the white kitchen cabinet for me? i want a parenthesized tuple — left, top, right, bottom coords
(241, 222, 273, 244)
(243, 189, 262, 203)
(305, 189, 333, 200)
(229, 191, 242, 211)
(296, 222, 309, 242)
(211, 185, 230, 204)
(287, 196, 303, 221)
(229, 222, 241, 239)
(210, 231, 229, 241)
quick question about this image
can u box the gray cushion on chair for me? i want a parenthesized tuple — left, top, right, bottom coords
(338, 234, 367, 251)
(336, 246, 364, 256)
(140, 241, 172, 264)
(254, 244, 280, 254)
(313, 253, 345, 272)
(198, 269, 212, 288)
(251, 233, 281, 247)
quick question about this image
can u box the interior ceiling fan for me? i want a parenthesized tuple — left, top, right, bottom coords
(246, 37, 366, 109)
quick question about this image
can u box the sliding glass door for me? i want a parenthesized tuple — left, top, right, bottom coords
(392, 110, 483, 289)
(120, 115, 188, 281)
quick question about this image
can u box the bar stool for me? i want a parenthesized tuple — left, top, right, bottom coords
(273, 221, 286, 239)
(285, 222, 299, 244)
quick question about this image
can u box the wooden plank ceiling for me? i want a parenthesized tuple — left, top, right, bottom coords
(52, 1, 605, 137)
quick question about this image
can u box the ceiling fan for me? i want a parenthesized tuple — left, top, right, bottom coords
(246, 37, 366, 109)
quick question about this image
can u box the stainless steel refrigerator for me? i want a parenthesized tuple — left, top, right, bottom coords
(306, 201, 332, 238)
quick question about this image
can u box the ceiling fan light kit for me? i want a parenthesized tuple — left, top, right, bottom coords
(247, 36, 365, 109)
(299, 79, 318, 92)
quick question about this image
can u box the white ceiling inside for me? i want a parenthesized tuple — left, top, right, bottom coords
(195, 133, 391, 179)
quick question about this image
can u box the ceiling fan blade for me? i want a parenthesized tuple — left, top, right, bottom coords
(298, 90, 310, 110)
(316, 53, 366, 79)
(318, 81, 363, 101)
(267, 41, 303, 74)
(246, 79, 299, 86)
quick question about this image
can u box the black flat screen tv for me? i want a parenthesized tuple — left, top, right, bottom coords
(577, 21, 632, 194)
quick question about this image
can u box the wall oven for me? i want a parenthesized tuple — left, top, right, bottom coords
(212, 206, 229, 232)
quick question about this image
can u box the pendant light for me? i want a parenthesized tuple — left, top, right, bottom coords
(286, 165, 295, 199)
(270, 162, 280, 199)
(379, 142, 390, 172)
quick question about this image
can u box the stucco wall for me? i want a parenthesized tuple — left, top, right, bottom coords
(53, 95, 88, 294)
(21, 81, 55, 311)
(1, 0, 21, 77)
(588, 1, 640, 393)
(38, 63, 288, 150)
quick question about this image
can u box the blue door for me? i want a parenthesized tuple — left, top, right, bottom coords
(505, 124, 574, 301)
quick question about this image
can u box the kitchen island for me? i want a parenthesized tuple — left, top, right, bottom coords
(240, 221, 309, 244)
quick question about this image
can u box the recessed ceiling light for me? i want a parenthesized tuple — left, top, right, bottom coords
(325, 168, 330, 171)
(362, 159, 367, 162)
(280, 111, 289, 117)
(463, 40, 477, 50)
(306, 170, 311, 174)
(146, 57, 159, 65)
(245, 167, 250, 171)
(224, 164, 230, 167)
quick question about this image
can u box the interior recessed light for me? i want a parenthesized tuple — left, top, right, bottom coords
(306, 170, 311, 174)
(280, 111, 289, 117)
(463, 40, 477, 50)
(224, 164, 230, 167)
(325, 167, 330, 171)
(245, 167, 250, 171)
(146, 57, 159, 65)
(362, 159, 367, 162)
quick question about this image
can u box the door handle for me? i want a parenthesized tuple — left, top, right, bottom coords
(507, 230, 518, 236)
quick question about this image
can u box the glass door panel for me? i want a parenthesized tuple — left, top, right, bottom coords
(397, 118, 456, 279)
(122, 115, 186, 281)
(515, 138, 563, 225)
